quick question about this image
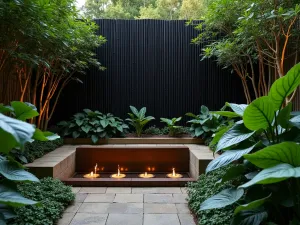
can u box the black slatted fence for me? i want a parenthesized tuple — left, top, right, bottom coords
(53, 19, 246, 126)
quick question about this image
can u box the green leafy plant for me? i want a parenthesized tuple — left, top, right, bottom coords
(126, 106, 155, 137)
(58, 109, 129, 143)
(13, 138, 64, 164)
(9, 177, 75, 225)
(200, 63, 300, 224)
(0, 114, 40, 223)
(0, 101, 60, 223)
(143, 126, 165, 135)
(187, 165, 240, 225)
(160, 117, 182, 136)
(186, 106, 225, 140)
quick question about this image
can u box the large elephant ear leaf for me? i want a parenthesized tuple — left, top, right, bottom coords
(244, 142, 300, 168)
(243, 96, 275, 131)
(231, 209, 268, 225)
(239, 163, 300, 188)
(216, 122, 255, 152)
(0, 114, 35, 154)
(200, 188, 244, 210)
(206, 145, 256, 173)
(10, 101, 39, 121)
(234, 194, 271, 215)
(269, 63, 300, 110)
(226, 103, 248, 116)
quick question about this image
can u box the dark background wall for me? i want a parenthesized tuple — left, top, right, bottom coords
(53, 19, 246, 126)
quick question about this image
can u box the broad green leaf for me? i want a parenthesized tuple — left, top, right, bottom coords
(289, 115, 300, 129)
(269, 63, 300, 110)
(207, 145, 256, 173)
(277, 103, 292, 128)
(83, 109, 92, 114)
(201, 105, 209, 115)
(212, 111, 240, 118)
(116, 125, 123, 132)
(0, 104, 12, 114)
(100, 119, 109, 128)
(81, 125, 91, 133)
(195, 127, 204, 137)
(139, 107, 147, 119)
(0, 114, 35, 153)
(72, 131, 80, 139)
(226, 103, 248, 116)
(243, 96, 275, 131)
(220, 165, 245, 183)
(10, 101, 39, 121)
(0, 185, 38, 207)
(32, 129, 48, 141)
(234, 194, 271, 215)
(0, 161, 39, 182)
(216, 122, 255, 152)
(160, 118, 172, 125)
(129, 106, 139, 117)
(43, 132, 60, 141)
(231, 209, 268, 225)
(279, 127, 300, 142)
(200, 188, 244, 210)
(144, 116, 155, 121)
(210, 125, 231, 148)
(185, 112, 198, 118)
(239, 164, 300, 188)
(75, 119, 84, 126)
(91, 135, 98, 143)
(244, 142, 300, 168)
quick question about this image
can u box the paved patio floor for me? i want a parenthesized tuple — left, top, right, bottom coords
(58, 187, 195, 225)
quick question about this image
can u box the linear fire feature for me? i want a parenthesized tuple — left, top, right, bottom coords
(62, 146, 195, 187)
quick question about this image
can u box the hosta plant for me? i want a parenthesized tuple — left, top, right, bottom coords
(186, 105, 225, 140)
(160, 117, 182, 136)
(126, 106, 155, 137)
(58, 109, 129, 143)
(200, 63, 300, 225)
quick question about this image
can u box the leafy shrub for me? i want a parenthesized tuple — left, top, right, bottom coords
(58, 109, 129, 143)
(0, 101, 60, 223)
(187, 165, 237, 225)
(143, 126, 165, 135)
(160, 117, 182, 136)
(12, 138, 64, 164)
(201, 63, 300, 224)
(126, 106, 155, 137)
(186, 105, 225, 140)
(9, 178, 75, 225)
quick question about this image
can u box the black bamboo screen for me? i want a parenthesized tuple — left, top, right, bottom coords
(52, 19, 246, 125)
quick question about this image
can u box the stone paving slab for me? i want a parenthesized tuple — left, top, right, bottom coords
(144, 214, 180, 225)
(58, 187, 196, 225)
(84, 194, 115, 203)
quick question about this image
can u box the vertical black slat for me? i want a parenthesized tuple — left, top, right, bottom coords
(52, 19, 246, 127)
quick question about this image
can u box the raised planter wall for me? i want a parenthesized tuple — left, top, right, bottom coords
(64, 137, 204, 145)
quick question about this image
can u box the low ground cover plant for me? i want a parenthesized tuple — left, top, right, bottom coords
(9, 178, 75, 225)
(126, 106, 155, 137)
(187, 165, 240, 225)
(58, 109, 129, 143)
(200, 63, 300, 224)
(15, 138, 63, 164)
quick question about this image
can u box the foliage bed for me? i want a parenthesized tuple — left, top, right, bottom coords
(187, 165, 238, 225)
(21, 139, 63, 163)
(9, 178, 75, 225)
